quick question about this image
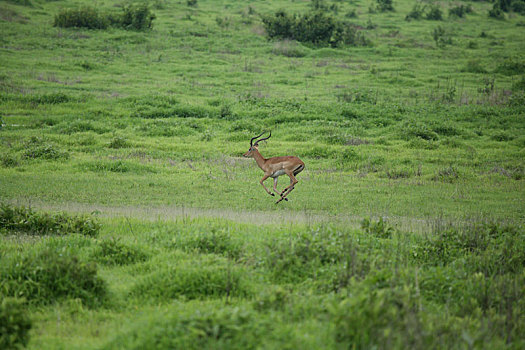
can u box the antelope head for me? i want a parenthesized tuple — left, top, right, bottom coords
(243, 131, 271, 158)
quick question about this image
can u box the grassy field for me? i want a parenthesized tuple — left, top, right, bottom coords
(1, 0, 524, 348)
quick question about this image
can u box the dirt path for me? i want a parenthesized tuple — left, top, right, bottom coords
(6, 199, 440, 233)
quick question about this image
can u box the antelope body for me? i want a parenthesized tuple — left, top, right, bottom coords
(243, 132, 305, 204)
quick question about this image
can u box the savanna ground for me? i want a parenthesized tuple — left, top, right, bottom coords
(1, 0, 524, 348)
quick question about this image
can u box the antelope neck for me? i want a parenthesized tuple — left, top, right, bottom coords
(252, 149, 267, 169)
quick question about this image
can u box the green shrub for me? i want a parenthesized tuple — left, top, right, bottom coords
(170, 228, 243, 260)
(405, 3, 424, 21)
(461, 60, 487, 73)
(425, 5, 443, 20)
(120, 4, 155, 31)
(1, 248, 107, 306)
(0, 298, 32, 350)
(262, 9, 370, 47)
(0, 154, 19, 168)
(108, 135, 128, 149)
(54, 7, 109, 29)
(488, 6, 505, 19)
(23, 143, 69, 160)
(261, 10, 295, 40)
(103, 306, 266, 350)
(361, 217, 395, 238)
(331, 286, 428, 349)
(0, 203, 100, 237)
(27, 92, 72, 104)
(449, 5, 473, 18)
(495, 58, 525, 75)
(432, 25, 452, 47)
(54, 5, 155, 30)
(401, 120, 439, 141)
(93, 238, 148, 266)
(376, 0, 394, 12)
(131, 260, 251, 301)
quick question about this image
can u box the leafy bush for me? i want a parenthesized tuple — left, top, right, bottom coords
(54, 5, 155, 30)
(261, 10, 295, 40)
(361, 217, 395, 238)
(425, 5, 443, 20)
(103, 306, 266, 350)
(376, 0, 395, 12)
(108, 135, 128, 149)
(54, 7, 109, 29)
(1, 248, 107, 306)
(495, 58, 525, 75)
(0, 154, 19, 168)
(0, 298, 32, 350)
(170, 228, 243, 260)
(119, 4, 156, 30)
(0, 203, 100, 237)
(432, 25, 452, 47)
(262, 10, 370, 47)
(449, 5, 473, 18)
(23, 143, 69, 160)
(461, 59, 487, 73)
(488, 6, 505, 19)
(401, 120, 439, 141)
(405, 3, 424, 21)
(331, 286, 427, 349)
(131, 260, 251, 301)
(93, 238, 148, 265)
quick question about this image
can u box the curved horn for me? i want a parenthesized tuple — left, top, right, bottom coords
(254, 131, 271, 146)
(250, 132, 265, 147)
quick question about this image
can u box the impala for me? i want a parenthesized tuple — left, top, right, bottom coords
(243, 132, 305, 204)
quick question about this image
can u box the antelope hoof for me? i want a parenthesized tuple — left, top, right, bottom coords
(284, 197, 288, 201)
(270, 193, 275, 196)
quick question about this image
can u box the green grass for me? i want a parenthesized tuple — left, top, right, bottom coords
(1, 0, 524, 348)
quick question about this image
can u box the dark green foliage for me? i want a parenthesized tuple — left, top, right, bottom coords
(1, 248, 107, 306)
(0, 203, 100, 237)
(170, 228, 243, 260)
(492, 0, 525, 14)
(401, 120, 439, 141)
(262, 10, 370, 47)
(23, 142, 69, 160)
(0, 298, 32, 350)
(361, 217, 395, 238)
(261, 10, 295, 40)
(131, 260, 251, 301)
(93, 238, 148, 265)
(495, 58, 525, 75)
(332, 286, 427, 349)
(461, 60, 487, 73)
(432, 25, 452, 47)
(27, 92, 72, 105)
(262, 227, 365, 284)
(425, 5, 443, 20)
(488, 5, 505, 19)
(432, 166, 459, 182)
(108, 135, 128, 149)
(120, 4, 155, 31)
(0, 154, 19, 168)
(293, 11, 338, 45)
(103, 307, 265, 350)
(54, 7, 109, 29)
(449, 4, 473, 18)
(54, 5, 155, 30)
(405, 3, 424, 21)
(187, 0, 197, 7)
(376, 0, 394, 12)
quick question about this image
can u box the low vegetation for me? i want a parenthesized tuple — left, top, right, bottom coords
(0, 0, 524, 347)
